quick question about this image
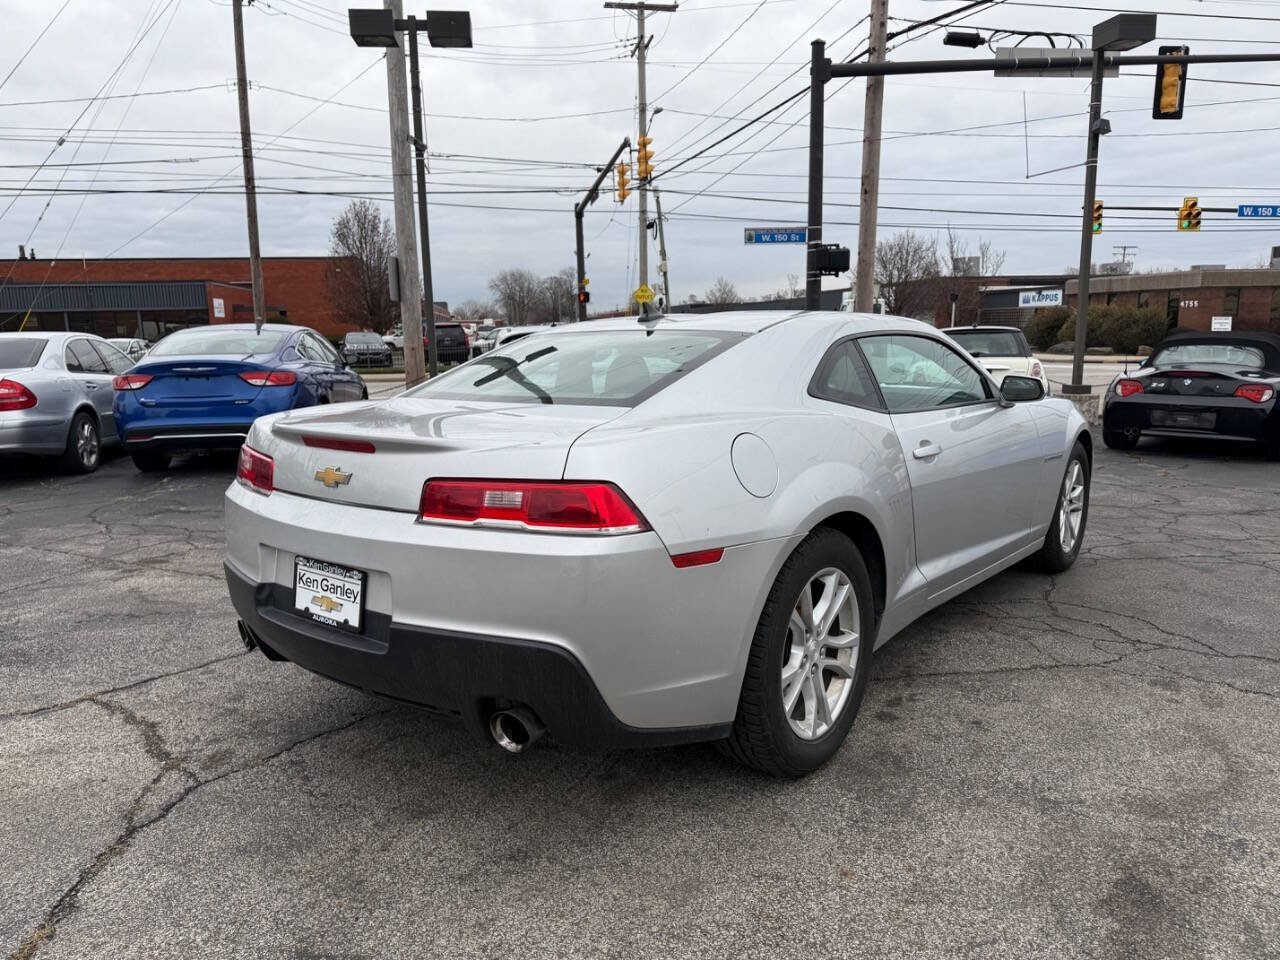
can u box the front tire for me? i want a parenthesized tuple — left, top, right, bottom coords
(719, 528, 874, 778)
(58, 411, 100, 474)
(1030, 440, 1090, 573)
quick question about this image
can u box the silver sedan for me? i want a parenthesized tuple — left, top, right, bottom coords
(1, 331, 135, 473)
(223, 311, 1091, 776)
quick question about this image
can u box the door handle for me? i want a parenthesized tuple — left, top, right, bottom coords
(85, 382, 100, 390)
(913, 441, 942, 459)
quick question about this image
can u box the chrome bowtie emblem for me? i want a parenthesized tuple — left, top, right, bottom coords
(315, 466, 352, 488)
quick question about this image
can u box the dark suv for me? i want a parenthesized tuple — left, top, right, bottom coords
(428, 323, 469, 364)
(342, 331, 392, 367)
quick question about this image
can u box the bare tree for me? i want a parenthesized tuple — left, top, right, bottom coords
(487, 269, 544, 325)
(704, 276, 742, 304)
(327, 200, 397, 333)
(875, 230, 940, 318)
(452, 299, 497, 324)
(944, 225, 1006, 276)
(541, 266, 578, 323)
(762, 272, 805, 301)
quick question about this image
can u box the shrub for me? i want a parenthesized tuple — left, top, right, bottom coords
(1056, 305, 1112, 349)
(1100, 307, 1167, 354)
(1026, 307, 1071, 349)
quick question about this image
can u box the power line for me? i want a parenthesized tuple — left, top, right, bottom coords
(1, 0, 75, 93)
(650, 0, 769, 103)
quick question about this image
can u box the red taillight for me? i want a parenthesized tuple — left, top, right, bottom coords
(0, 378, 37, 411)
(112, 374, 153, 391)
(1115, 379, 1144, 398)
(236, 445, 274, 494)
(419, 479, 648, 533)
(671, 548, 724, 569)
(302, 435, 376, 453)
(239, 370, 297, 387)
(1235, 383, 1275, 404)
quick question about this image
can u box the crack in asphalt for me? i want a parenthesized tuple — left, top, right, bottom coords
(8, 707, 389, 960)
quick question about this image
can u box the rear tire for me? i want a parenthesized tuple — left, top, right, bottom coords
(1103, 427, 1140, 450)
(130, 451, 171, 473)
(58, 411, 100, 474)
(719, 528, 875, 778)
(1030, 440, 1090, 573)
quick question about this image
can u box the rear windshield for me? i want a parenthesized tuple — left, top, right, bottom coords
(946, 330, 1027, 358)
(0, 338, 47, 369)
(345, 333, 383, 344)
(1151, 342, 1266, 369)
(149, 329, 289, 357)
(407, 329, 738, 406)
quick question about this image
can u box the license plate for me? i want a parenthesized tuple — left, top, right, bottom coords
(294, 556, 364, 631)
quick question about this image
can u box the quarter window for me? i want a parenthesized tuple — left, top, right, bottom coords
(859, 335, 989, 413)
(809, 340, 880, 410)
(90, 340, 134, 374)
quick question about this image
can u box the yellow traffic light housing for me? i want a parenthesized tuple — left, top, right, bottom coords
(636, 135, 655, 180)
(1178, 196, 1201, 232)
(1152, 45, 1188, 120)
(1092, 201, 1103, 234)
(616, 162, 631, 202)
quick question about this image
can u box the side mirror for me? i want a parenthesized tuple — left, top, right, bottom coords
(1000, 375, 1045, 403)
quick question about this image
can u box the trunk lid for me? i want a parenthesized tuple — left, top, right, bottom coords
(263, 397, 628, 511)
(133, 356, 273, 405)
(1141, 364, 1261, 398)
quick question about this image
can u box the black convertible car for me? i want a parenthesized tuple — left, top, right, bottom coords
(1103, 331, 1280, 458)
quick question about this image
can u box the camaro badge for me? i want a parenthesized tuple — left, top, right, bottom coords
(312, 595, 342, 613)
(315, 466, 352, 488)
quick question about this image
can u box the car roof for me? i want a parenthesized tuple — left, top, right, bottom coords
(0, 330, 107, 342)
(941, 325, 1024, 333)
(555, 310, 941, 337)
(172, 323, 300, 333)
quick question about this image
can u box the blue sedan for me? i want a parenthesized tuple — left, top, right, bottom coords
(113, 323, 367, 472)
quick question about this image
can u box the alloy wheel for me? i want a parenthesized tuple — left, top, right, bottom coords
(780, 567, 860, 740)
(1058, 460, 1086, 552)
(77, 419, 99, 470)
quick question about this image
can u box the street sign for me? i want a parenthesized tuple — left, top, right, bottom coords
(744, 226, 806, 244)
(1211, 316, 1232, 331)
(1237, 205, 1280, 218)
(633, 284, 654, 304)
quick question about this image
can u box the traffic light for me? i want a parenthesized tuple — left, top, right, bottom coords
(637, 135, 655, 180)
(616, 162, 631, 202)
(1178, 196, 1201, 232)
(577, 290, 590, 304)
(1152, 45, 1189, 120)
(1092, 201, 1103, 234)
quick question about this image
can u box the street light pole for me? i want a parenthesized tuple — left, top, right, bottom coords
(231, 0, 266, 333)
(1067, 53, 1107, 395)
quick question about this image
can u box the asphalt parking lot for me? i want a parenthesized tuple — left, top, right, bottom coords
(3, 439, 1278, 960)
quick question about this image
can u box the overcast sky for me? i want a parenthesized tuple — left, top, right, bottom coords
(3, 0, 1280, 313)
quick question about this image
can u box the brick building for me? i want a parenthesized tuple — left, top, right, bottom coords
(0, 256, 450, 342)
(1066, 267, 1280, 332)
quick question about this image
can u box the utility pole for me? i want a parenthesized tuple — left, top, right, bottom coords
(605, 1, 677, 309)
(853, 0, 888, 313)
(1112, 243, 1138, 270)
(1067, 50, 1107, 394)
(805, 39, 828, 310)
(405, 16, 439, 378)
(231, 0, 266, 333)
(653, 188, 671, 308)
(574, 137, 631, 323)
(383, 0, 425, 386)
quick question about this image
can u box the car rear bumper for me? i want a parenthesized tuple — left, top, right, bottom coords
(223, 482, 792, 745)
(0, 414, 67, 455)
(122, 424, 251, 452)
(116, 388, 300, 452)
(1104, 395, 1276, 443)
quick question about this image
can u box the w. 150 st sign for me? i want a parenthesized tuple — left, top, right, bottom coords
(1238, 205, 1280, 218)
(744, 227, 807, 244)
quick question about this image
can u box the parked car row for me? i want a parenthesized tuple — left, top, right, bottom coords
(2, 324, 368, 474)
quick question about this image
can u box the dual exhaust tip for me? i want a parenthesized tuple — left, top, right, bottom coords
(489, 706, 545, 754)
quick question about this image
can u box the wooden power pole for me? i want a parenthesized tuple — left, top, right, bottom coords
(231, 0, 266, 332)
(853, 0, 888, 313)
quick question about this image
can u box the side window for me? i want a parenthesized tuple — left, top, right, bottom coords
(859, 335, 989, 413)
(310, 334, 342, 364)
(67, 339, 108, 374)
(64, 342, 83, 372)
(90, 340, 133, 375)
(809, 340, 881, 410)
(293, 336, 317, 361)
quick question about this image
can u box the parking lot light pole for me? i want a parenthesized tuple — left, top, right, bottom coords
(349, 8, 472, 379)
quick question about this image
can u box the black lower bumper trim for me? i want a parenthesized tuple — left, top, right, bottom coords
(225, 562, 731, 750)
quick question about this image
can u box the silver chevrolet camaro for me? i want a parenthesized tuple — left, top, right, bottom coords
(224, 310, 1091, 776)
